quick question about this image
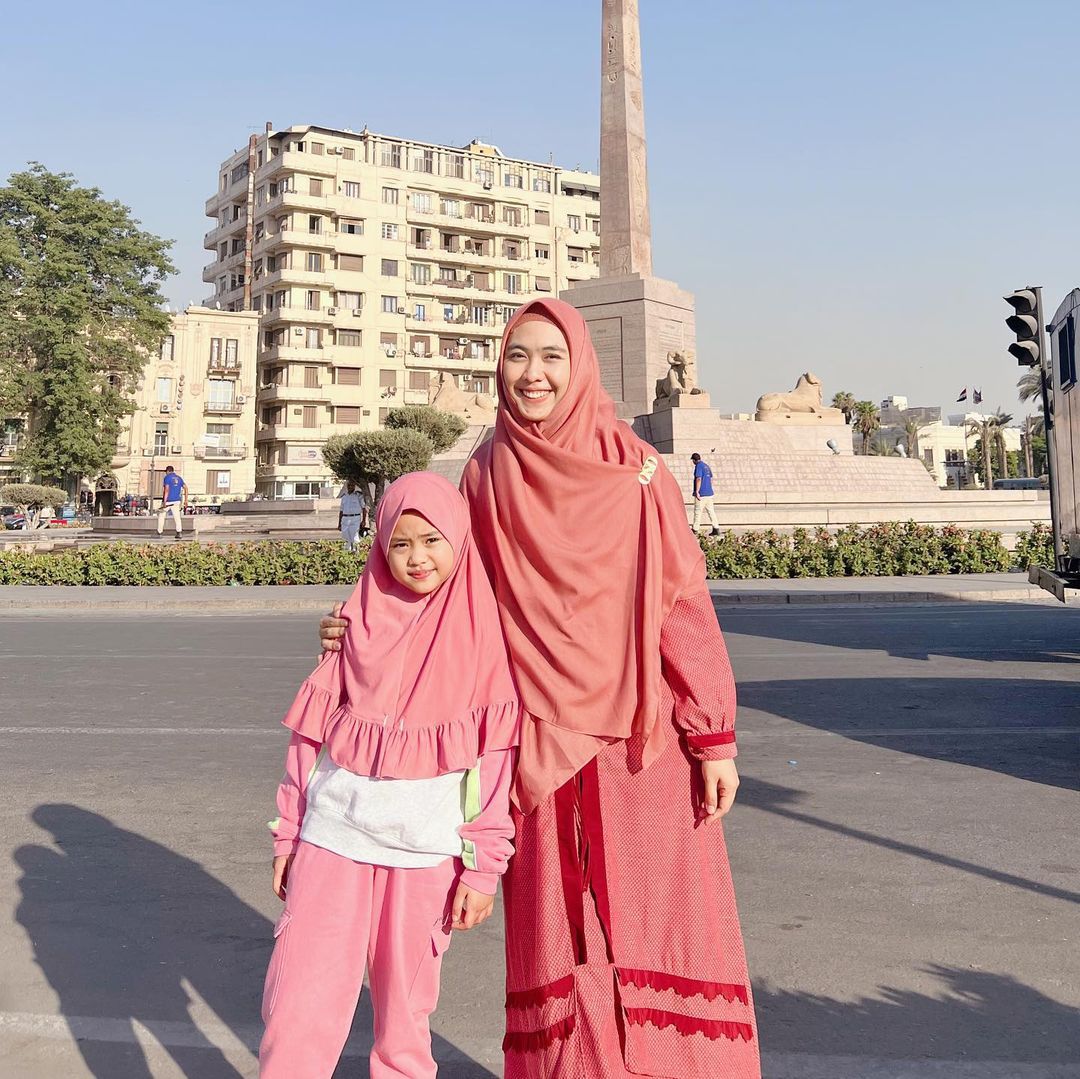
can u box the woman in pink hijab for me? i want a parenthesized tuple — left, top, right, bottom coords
(322, 299, 759, 1078)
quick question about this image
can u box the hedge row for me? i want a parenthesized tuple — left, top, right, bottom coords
(0, 523, 1054, 586)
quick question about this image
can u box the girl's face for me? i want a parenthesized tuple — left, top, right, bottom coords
(386, 511, 455, 595)
(502, 319, 571, 423)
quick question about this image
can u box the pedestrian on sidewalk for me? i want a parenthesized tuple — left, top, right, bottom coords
(691, 451, 720, 536)
(336, 480, 365, 551)
(156, 466, 187, 539)
(320, 300, 759, 1078)
(262, 472, 520, 1078)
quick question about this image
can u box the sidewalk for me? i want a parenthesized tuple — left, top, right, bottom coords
(0, 574, 1058, 612)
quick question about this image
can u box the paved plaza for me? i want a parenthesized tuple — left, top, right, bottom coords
(0, 600, 1076, 1078)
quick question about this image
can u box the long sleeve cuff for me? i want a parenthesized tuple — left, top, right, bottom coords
(685, 729, 738, 762)
(458, 868, 500, 896)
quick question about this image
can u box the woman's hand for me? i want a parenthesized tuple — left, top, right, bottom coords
(272, 853, 294, 900)
(450, 882, 495, 930)
(700, 759, 740, 823)
(319, 603, 348, 653)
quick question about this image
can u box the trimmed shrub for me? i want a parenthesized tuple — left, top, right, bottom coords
(1013, 522, 1055, 570)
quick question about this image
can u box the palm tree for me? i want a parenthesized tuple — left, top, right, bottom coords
(853, 401, 880, 455)
(868, 437, 897, 456)
(831, 391, 856, 424)
(966, 409, 1012, 488)
(903, 419, 927, 459)
(991, 409, 1013, 479)
(1017, 367, 1042, 403)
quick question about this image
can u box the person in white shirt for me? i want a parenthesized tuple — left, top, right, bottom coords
(337, 480, 365, 551)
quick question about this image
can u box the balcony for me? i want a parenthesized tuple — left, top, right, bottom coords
(195, 442, 249, 460)
(203, 401, 245, 416)
(265, 189, 328, 215)
(203, 216, 247, 249)
(257, 384, 332, 404)
(268, 226, 338, 251)
(208, 359, 243, 377)
(262, 304, 341, 327)
(259, 344, 333, 365)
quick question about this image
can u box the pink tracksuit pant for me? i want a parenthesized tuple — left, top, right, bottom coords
(260, 841, 458, 1078)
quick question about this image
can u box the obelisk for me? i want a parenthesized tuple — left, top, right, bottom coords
(564, 0, 698, 421)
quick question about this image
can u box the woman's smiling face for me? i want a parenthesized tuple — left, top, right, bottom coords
(502, 319, 571, 423)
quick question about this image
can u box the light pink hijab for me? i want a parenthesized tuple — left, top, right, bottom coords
(462, 299, 705, 811)
(284, 471, 519, 778)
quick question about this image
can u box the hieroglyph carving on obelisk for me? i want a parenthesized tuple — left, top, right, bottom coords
(600, 0, 653, 278)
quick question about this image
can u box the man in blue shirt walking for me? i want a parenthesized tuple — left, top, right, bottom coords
(690, 452, 719, 536)
(157, 465, 187, 539)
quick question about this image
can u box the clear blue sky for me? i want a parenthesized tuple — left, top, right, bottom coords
(2, 0, 1076, 419)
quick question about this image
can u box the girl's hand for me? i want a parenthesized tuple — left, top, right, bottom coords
(272, 854, 294, 900)
(319, 603, 348, 653)
(451, 882, 495, 930)
(700, 759, 740, 823)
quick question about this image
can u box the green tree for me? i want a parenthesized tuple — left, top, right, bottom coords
(831, 391, 856, 424)
(903, 419, 927, 459)
(384, 405, 467, 455)
(853, 401, 880, 454)
(323, 429, 434, 506)
(0, 165, 174, 495)
(1, 482, 67, 529)
(966, 410, 1011, 488)
(1016, 367, 1042, 403)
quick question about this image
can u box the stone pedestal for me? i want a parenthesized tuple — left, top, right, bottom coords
(562, 274, 696, 420)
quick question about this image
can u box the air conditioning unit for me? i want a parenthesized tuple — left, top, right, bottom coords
(457, 337, 469, 345)
(236, 394, 247, 404)
(396, 307, 407, 314)
(384, 347, 397, 357)
(327, 307, 338, 315)
(142, 449, 154, 456)
(352, 309, 363, 317)
(171, 444, 182, 454)
(294, 327, 305, 336)
(333, 146, 345, 155)
(482, 182, 493, 191)
(160, 404, 171, 413)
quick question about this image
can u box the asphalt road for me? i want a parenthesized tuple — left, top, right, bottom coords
(0, 602, 1077, 1078)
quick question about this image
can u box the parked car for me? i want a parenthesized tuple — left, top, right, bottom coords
(3, 511, 25, 530)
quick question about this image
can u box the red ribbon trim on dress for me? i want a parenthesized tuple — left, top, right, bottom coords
(502, 1014, 577, 1054)
(624, 1007, 754, 1042)
(685, 730, 736, 748)
(616, 968, 749, 1005)
(505, 974, 575, 1009)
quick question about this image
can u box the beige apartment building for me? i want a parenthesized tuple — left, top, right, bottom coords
(110, 307, 260, 502)
(203, 124, 601, 498)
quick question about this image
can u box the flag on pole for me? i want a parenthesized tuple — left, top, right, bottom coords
(957, 388, 968, 402)
(973, 388, 983, 404)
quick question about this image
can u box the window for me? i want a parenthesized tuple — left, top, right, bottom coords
(410, 227, 431, 249)
(311, 142, 324, 156)
(302, 406, 317, 428)
(337, 290, 362, 311)
(587, 216, 600, 235)
(338, 253, 364, 272)
(206, 469, 232, 493)
(1058, 316, 1077, 389)
(342, 181, 361, 198)
(533, 176, 552, 193)
(339, 218, 364, 235)
(336, 407, 361, 425)
(380, 370, 397, 388)
(381, 259, 399, 277)
(305, 290, 320, 310)
(503, 241, 522, 260)
(225, 339, 239, 365)
(503, 169, 523, 188)
(160, 335, 174, 362)
(336, 367, 361, 385)
(206, 422, 233, 449)
(381, 223, 400, 240)
(154, 423, 169, 455)
(534, 209, 551, 226)
(337, 330, 362, 347)
(382, 295, 399, 314)
(438, 267, 458, 283)
(409, 336, 429, 357)
(471, 271, 490, 290)
(413, 303, 427, 321)
(382, 187, 399, 205)
(381, 144, 403, 168)
(503, 274, 522, 294)
(534, 243, 550, 260)
(156, 377, 173, 402)
(411, 263, 431, 285)
(410, 148, 434, 173)
(444, 305, 455, 321)
(409, 370, 429, 390)
(303, 366, 320, 389)
(309, 178, 323, 197)
(441, 198, 460, 218)
(535, 276, 552, 292)
(208, 378, 235, 409)
(305, 328, 321, 349)
(411, 191, 433, 213)
(567, 214, 582, 232)
(446, 154, 465, 179)
(209, 338, 222, 365)
(379, 408, 389, 424)
(475, 164, 495, 187)
(308, 215, 322, 234)
(567, 247, 586, 263)
(380, 332, 398, 348)
(306, 251, 323, 272)
(342, 147, 355, 161)
(503, 206, 522, 227)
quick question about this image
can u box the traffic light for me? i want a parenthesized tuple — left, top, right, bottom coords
(1004, 288, 1042, 366)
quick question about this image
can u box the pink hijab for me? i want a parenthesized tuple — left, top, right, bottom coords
(462, 299, 705, 811)
(283, 471, 519, 778)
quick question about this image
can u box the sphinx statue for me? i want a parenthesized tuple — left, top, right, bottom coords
(653, 351, 706, 409)
(755, 372, 845, 424)
(428, 371, 495, 421)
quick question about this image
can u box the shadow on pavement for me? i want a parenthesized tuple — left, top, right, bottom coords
(739, 676, 1080, 791)
(14, 804, 497, 1078)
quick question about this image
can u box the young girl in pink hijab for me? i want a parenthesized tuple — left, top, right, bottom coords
(261, 471, 519, 1079)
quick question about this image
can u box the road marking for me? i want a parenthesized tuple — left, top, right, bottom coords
(0, 1012, 1074, 1077)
